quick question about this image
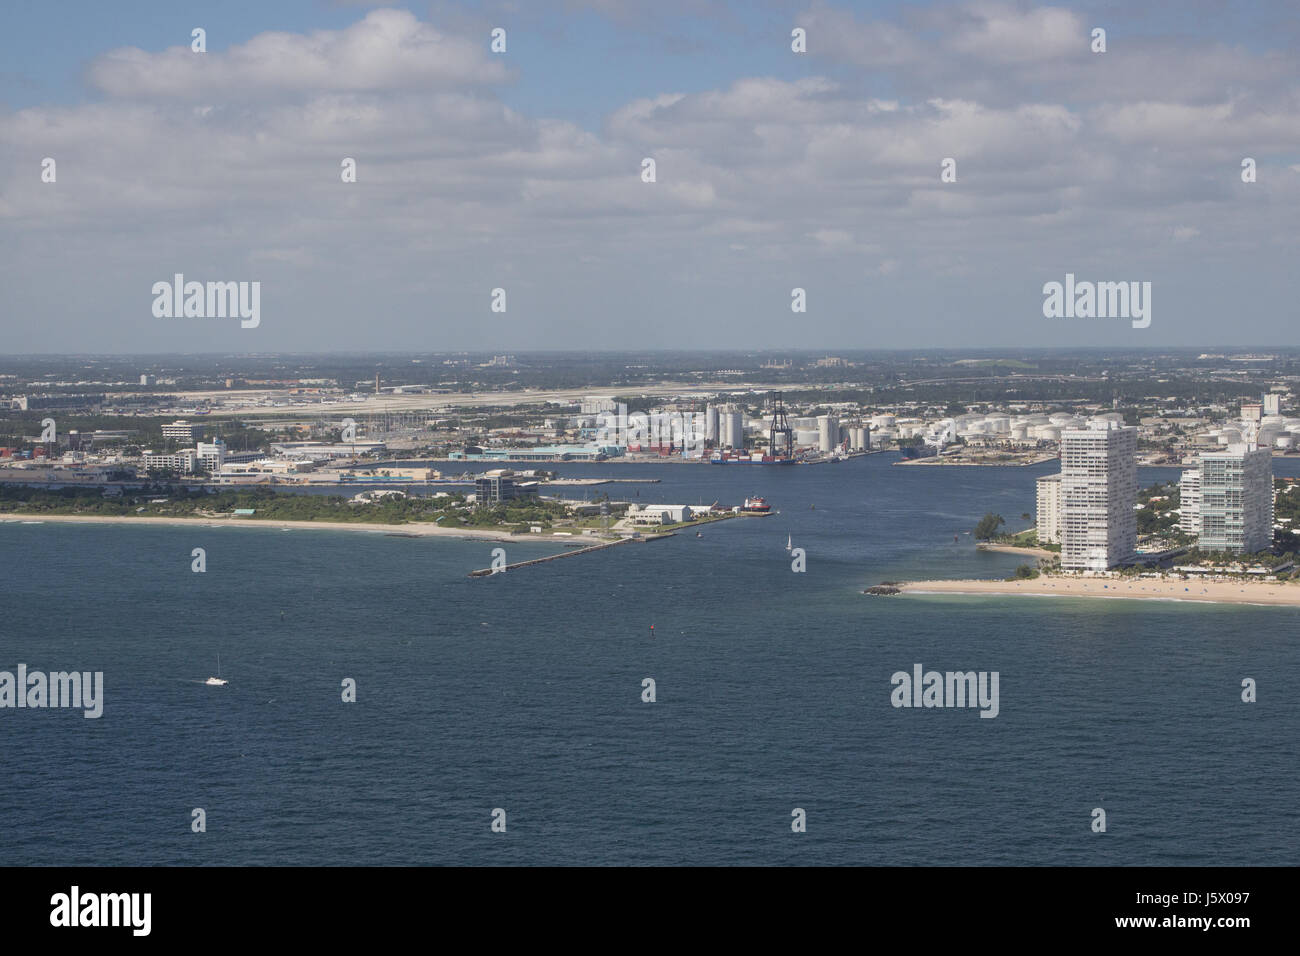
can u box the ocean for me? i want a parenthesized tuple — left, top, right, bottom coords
(3, 453, 1298, 865)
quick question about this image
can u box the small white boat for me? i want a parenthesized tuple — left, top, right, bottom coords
(205, 654, 228, 686)
(785, 534, 792, 551)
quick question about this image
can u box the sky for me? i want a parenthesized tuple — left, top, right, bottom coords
(1, 0, 1298, 354)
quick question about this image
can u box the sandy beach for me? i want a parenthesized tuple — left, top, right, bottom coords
(975, 543, 1055, 560)
(899, 575, 1300, 607)
(1, 513, 566, 543)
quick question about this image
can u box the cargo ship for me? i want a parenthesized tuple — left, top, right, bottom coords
(899, 445, 936, 459)
(709, 451, 798, 465)
(741, 496, 772, 513)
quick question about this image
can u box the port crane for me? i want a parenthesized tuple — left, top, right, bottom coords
(768, 392, 794, 456)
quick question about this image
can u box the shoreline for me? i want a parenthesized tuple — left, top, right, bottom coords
(976, 542, 1055, 559)
(897, 575, 1300, 607)
(0, 513, 589, 543)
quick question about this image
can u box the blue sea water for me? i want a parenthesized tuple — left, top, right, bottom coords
(2, 454, 1298, 865)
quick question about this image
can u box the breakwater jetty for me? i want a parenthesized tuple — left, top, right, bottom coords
(467, 533, 672, 576)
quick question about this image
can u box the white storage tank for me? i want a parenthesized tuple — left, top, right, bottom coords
(721, 410, 744, 448)
(817, 415, 839, 453)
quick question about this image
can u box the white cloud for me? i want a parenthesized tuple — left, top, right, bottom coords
(2, 2, 1299, 350)
(88, 9, 510, 100)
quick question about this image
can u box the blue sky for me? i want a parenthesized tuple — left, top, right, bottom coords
(2, 1, 1299, 353)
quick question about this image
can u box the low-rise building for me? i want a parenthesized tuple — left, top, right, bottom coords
(162, 420, 197, 443)
(474, 469, 539, 505)
(142, 449, 199, 474)
(628, 503, 694, 523)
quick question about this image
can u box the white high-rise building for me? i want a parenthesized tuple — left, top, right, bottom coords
(1060, 423, 1138, 571)
(1198, 445, 1273, 553)
(1035, 473, 1063, 544)
(1263, 393, 1282, 417)
(1178, 467, 1201, 536)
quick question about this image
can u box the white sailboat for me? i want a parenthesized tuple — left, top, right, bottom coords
(205, 653, 228, 686)
(785, 534, 792, 551)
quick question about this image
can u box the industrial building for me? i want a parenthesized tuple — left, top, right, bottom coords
(270, 441, 388, 459)
(817, 414, 840, 453)
(719, 409, 744, 449)
(1059, 423, 1138, 571)
(846, 425, 870, 451)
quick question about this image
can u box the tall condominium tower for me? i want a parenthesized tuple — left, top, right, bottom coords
(1198, 445, 1273, 553)
(1060, 422, 1138, 571)
(1178, 466, 1201, 536)
(1035, 472, 1063, 544)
